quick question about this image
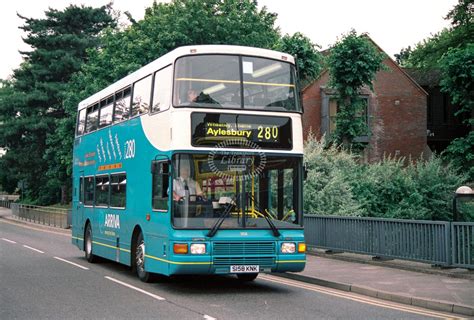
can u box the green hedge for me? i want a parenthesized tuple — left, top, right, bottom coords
(303, 135, 473, 221)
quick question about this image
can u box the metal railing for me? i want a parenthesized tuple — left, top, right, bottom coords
(452, 223, 474, 268)
(0, 200, 12, 208)
(304, 215, 474, 269)
(10, 203, 71, 229)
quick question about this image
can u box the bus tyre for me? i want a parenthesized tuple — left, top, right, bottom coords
(135, 233, 153, 283)
(84, 224, 97, 263)
(237, 273, 258, 282)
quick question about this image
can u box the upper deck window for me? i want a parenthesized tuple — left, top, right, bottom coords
(173, 54, 300, 112)
(85, 103, 99, 133)
(76, 108, 86, 136)
(99, 95, 114, 128)
(132, 75, 152, 117)
(114, 87, 131, 123)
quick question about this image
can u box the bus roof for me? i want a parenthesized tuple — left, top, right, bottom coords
(78, 45, 296, 111)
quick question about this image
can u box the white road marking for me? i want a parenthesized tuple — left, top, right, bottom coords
(0, 218, 70, 237)
(203, 315, 217, 320)
(105, 276, 166, 301)
(260, 275, 465, 319)
(54, 257, 89, 270)
(22, 245, 44, 253)
(2, 238, 16, 244)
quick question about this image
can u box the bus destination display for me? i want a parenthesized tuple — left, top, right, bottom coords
(191, 112, 292, 149)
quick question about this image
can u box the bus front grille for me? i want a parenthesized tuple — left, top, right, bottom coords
(213, 257, 275, 266)
(213, 242, 276, 256)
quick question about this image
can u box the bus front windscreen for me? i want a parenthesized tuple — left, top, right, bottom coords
(172, 153, 302, 229)
(173, 55, 300, 112)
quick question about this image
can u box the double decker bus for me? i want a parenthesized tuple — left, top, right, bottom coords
(72, 45, 306, 282)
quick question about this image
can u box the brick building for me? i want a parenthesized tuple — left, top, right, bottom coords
(302, 38, 429, 161)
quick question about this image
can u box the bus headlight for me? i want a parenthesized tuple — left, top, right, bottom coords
(190, 243, 206, 254)
(281, 242, 296, 254)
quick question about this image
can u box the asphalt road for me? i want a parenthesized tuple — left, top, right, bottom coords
(0, 218, 463, 320)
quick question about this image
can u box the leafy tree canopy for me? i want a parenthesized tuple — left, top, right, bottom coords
(327, 30, 385, 149)
(396, 0, 473, 68)
(0, 4, 116, 203)
(275, 32, 324, 85)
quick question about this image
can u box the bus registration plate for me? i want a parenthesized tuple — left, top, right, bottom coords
(230, 265, 259, 273)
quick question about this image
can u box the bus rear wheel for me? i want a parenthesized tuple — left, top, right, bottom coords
(237, 273, 258, 282)
(135, 232, 153, 282)
(84, 223, 97, 263)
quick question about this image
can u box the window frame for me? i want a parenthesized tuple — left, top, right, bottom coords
(85, 103, 100, 134)
(99, 94, 115, 129)
(109, 171, 127, 210)
(94, 174, 110, 208)
(113, 86, 132, 124)
(151, 160, 170, 212)
(150, 64, 173, 115)
(131, 74, 153, 119)
(321, 93, 370, 143)
(76, 108, 86, 137)
(171, 53, 302, 114)
(84, 175, 95, 207)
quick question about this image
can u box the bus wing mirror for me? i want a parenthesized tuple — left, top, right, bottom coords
(303, 166, 308, 180)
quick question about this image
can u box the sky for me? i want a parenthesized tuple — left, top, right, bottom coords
(0, 0, 457, 80)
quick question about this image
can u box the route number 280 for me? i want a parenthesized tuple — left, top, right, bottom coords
(124, 139, 135, 159)
(257, 125, 279, 140)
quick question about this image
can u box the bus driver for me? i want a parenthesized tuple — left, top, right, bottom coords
(173, 167, 204, 201)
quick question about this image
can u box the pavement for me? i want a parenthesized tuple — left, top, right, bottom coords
(1, 207, 474, 316)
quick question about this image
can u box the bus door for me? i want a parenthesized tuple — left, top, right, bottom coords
(73, 171, 85, 246)
(151, 158, 171, 274)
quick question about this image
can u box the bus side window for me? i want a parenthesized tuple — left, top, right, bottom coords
(79, 177, 84, 203)
(110, 173, 126, 208)
(76, 109, 86, 136)
(114, 87, 131, 123)
(84, 176, 94, 206)
(95, 175, 110, 207)
(151, 66, 172, 113)
(152, 161, 169, 210)
(132, 75, 152, 117)
(99, 95, 114, 128)
(85, 103, 99, 133)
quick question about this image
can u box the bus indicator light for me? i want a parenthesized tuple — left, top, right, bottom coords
(173, 243, 188, 254)
(298, 243, 306, 253)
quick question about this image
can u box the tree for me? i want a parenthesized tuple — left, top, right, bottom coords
(275, 32, 324, 86)
(397, 0, 473, 69)
(0, 5, 116, 204)
(395, 0, 473, 181)
(326, 30, 385, 149)
(439, 44, 474, 181)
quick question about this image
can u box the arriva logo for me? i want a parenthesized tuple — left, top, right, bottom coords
(104, 214, 120, 229)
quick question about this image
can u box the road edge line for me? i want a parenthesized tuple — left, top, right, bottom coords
(274, 273, 474, 317)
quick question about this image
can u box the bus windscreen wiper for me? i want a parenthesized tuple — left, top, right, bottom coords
(207, 195, 239, 238)
(248, 194, 280, 237)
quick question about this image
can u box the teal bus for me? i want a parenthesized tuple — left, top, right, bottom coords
(72, 45, 306, 282)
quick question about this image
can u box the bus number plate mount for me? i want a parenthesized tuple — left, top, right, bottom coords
(230, 265, 259, 273)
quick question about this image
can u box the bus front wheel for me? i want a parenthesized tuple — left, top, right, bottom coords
(84, 223, 97, 263)
(135, 232, 153, 282)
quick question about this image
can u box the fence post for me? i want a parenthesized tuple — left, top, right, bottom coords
(446, 222, 452, 266)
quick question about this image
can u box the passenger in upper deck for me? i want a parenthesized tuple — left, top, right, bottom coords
(187, 89, 199, 103)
